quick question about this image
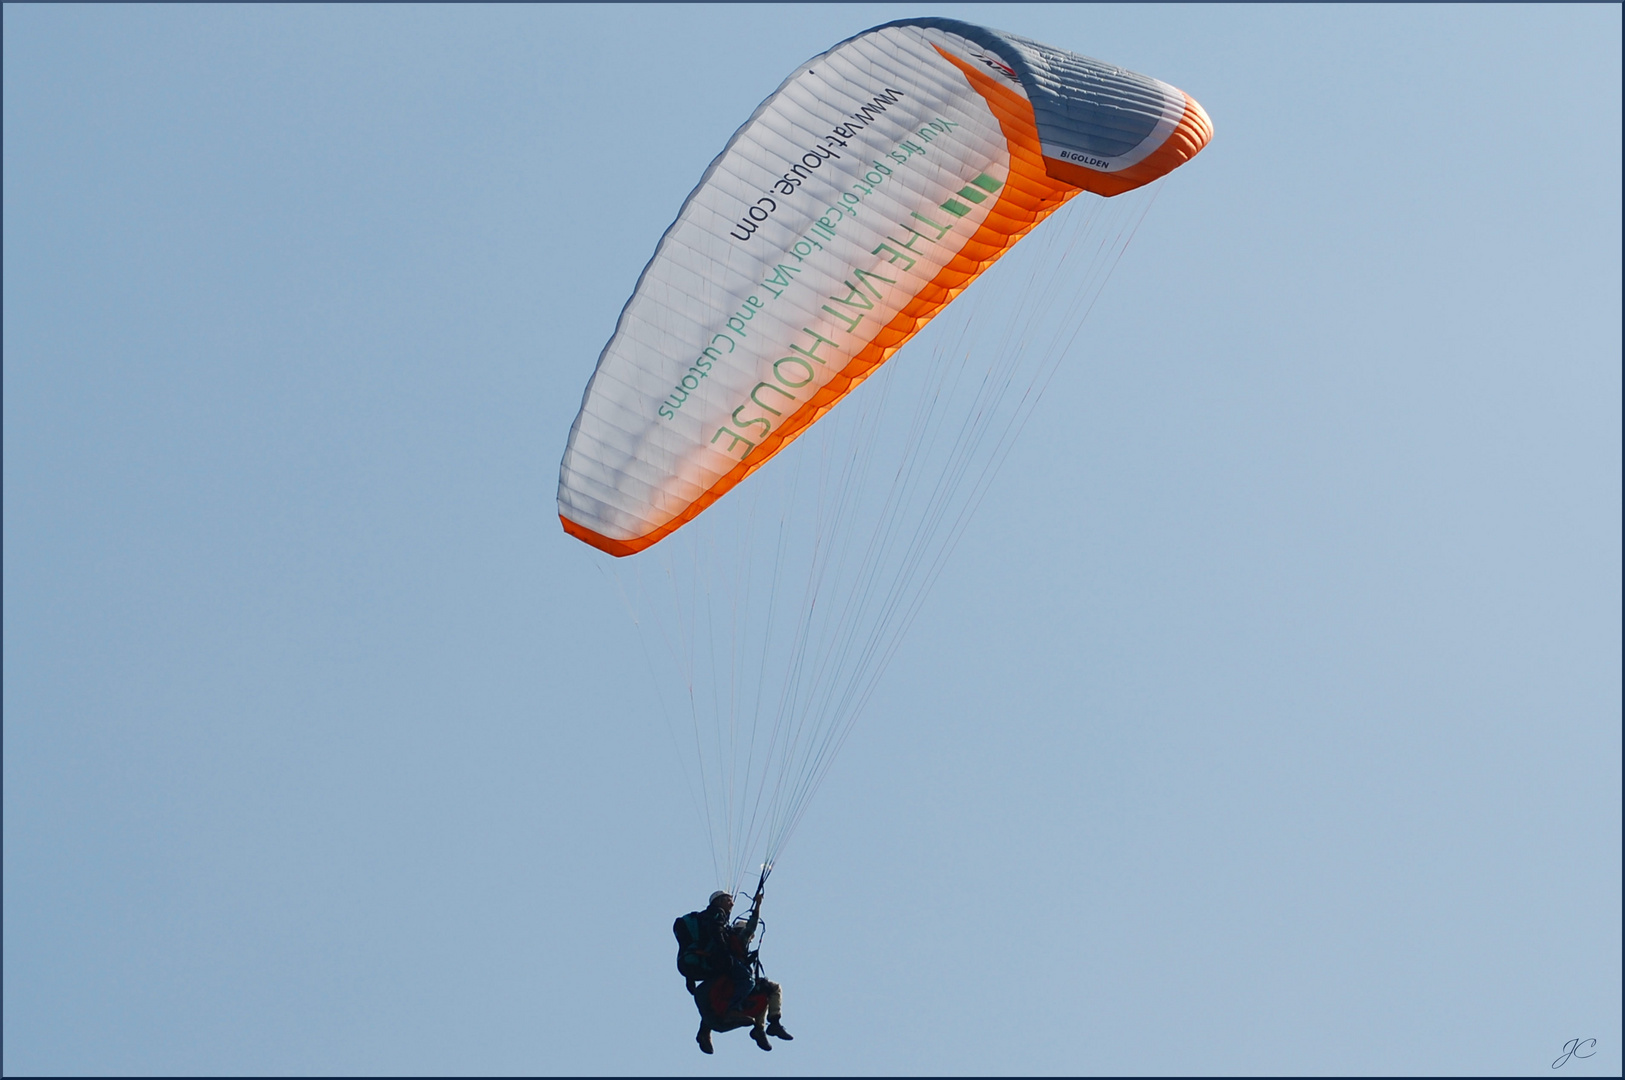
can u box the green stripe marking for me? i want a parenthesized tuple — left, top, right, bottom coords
(971, 173, 1003, 193)
(940, 198, 972, 217)
(955, 185, 987, 204)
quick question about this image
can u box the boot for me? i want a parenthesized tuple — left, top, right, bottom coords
(751, 1026, 773, 1051)
(766, 1018, 794, 1041)
(696, 1025, 713, 1055)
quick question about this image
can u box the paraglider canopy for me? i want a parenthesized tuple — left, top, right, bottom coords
(557, 17, 1210, 557)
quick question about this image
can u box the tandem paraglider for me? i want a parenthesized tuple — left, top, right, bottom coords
(557, 16, 1211, 1051)
(673, 871, 791, 1053)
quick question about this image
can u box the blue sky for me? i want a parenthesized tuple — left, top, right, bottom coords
(4, 5, 1620, 1075)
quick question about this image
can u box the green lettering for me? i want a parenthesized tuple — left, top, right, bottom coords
(851, 267, 895, 296)
(909, 211, 954, 241)
(788, 327, 839, 365)
(750, 381, 796, 416)
(821, 304, 863, 333)
(731, 406, 771, 437)
(712, 426, 756, 460)
(828, 280, 876, 313)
